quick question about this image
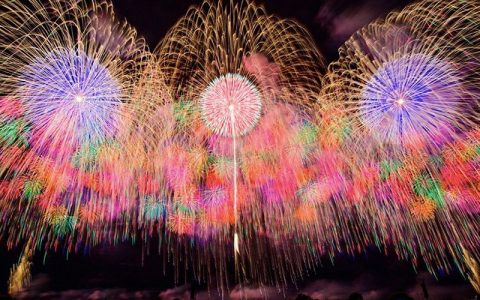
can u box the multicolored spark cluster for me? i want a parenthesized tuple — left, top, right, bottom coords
(0, 0, 479, 291)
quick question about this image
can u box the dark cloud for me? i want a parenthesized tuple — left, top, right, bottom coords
(229, 285, 280, 299)
(313, 0, 410, 59)
(157, 285, 191, 300)
(297, 271, 475, 300)
(406, 272, 476, 299)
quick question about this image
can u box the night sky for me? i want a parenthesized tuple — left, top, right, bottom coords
(110, 0, 412, 60)
(0, 0, 477, 299)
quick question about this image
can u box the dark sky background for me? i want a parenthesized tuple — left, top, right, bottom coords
(0, 0, 477, 299)
(111, 0, 412, 61)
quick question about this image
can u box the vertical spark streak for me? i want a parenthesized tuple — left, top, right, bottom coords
(230, 105, 240, 257)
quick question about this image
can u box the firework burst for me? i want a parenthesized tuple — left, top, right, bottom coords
(324, 0, 480, 148)
(200, 73, 262, 137)
(0, 0, 147, 251)
(131, 0, 326, 286)
(318, 0, 480, 278)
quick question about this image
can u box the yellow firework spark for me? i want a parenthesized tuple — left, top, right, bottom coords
(155, 0, 324, 112)
(8, 241, 33, 296)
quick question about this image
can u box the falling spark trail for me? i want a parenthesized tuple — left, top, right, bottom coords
(230, 105, 240, 258)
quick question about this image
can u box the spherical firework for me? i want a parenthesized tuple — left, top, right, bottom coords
(0, 2, 146, 161)
(0, 0, 147, 252)
(409, 197, 436, 221)
(20, 48, 122, 146)
(318, 0, 480, 281)
(200, 73, 262, 137)
(360, 54, 461, 143)
(324, 0, 480, 147)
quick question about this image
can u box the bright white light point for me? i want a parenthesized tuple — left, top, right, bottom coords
(234, 233, 240, 254)
(396, 97, 405, 106)
(75, 95, 86, 103)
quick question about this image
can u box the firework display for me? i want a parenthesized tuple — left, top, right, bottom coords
(0, 0, 479, 292)
(321, 0, 480, 277)
(0, 0, 147, 249)
(135, 0, 325, 285)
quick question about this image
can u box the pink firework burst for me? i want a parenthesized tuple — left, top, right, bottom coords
(200, 73, 262, 137)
